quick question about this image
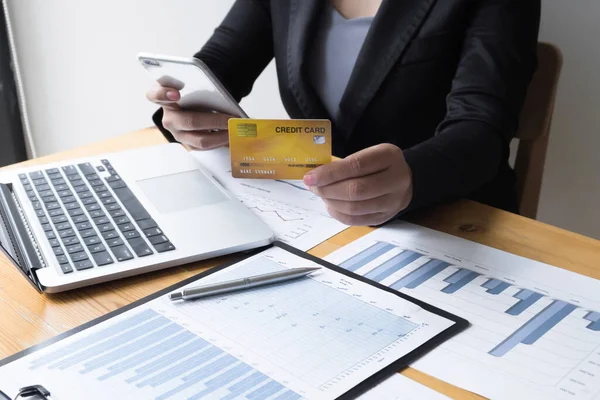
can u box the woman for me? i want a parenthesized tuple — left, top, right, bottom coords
(147, 0, 541, 226)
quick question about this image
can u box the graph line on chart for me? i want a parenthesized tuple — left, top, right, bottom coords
(325, 230, 600, 400)
(275, 180, 310, 192)
(247, 206, 305, 222)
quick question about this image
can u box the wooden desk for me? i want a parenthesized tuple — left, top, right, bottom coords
(1, 128, 599, 399)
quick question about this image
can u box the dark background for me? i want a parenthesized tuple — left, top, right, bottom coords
(0, 0, 27, 167)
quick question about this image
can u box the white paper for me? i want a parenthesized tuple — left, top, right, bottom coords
(325, 221, 600, 400)
(357, 373, 450, 399)
(191, 147, 348, 251)
(0, 246, 456, 400)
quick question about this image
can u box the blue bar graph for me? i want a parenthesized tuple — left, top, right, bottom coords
(442, 269, 480, 294)
(584, 311, 600, 331)
(506, 289, 544, 315)
(481, 278, 511, 295)
(339, 242, 395, 272)
(489, 300, 577, 357)
(364, 250, 422, 282)
(391, 259, 450, 290)
(29, 309, 302, 400)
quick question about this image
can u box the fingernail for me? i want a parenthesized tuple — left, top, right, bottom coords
(303, 173, 317, 186)
(166, 90, 179, 100)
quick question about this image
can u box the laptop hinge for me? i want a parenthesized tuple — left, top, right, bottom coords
(0, 183, 44, 292)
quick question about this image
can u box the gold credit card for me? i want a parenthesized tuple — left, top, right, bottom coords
(228, 118, 332, 179)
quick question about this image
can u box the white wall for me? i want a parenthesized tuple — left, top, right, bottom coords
(5, 0, 288, 157)
(5, 0, 600, 240)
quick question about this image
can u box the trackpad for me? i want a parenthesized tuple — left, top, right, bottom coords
(136, 170, 227, 214)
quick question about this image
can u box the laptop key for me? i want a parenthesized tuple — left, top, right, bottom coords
(62, 165, 79, 176)
(137, 219, 157, 230)
(68, 208, 84, 217)
(49, 238, 60, 247)
(51, 177, 66, 185)
(52, 215, 68, 224)
(55, 222, 72, 231)
(110, 245, 133, 262)
(118, 223, 135, 232)
(94, 216, 110, 225)
(53, 247, 64, 256)
(111, 187, 151, 221)
(78, 191, 93, 199)
(86, 203, 101, 212)
(60, 264, 73, 274)
(114, 216, 130, 225)
(80, 229, 96, 238)
(36, 184, 50, 192)
(109, 209, 125, 218)
(57, 189, 73, 197)
(102, 230, 119, 240)
(84, 236, 101, 246)
(49, 208, 64, 217)
(36, 209, 46, 218)
(107, 179, 127, 190)
(59, 229, 76, 239)
(65, 202, 79, 210)
(33, 178, 48, 186)
(88, 243, 106, 253)
(88, 179, 104, 187)
(101, 197, 116, 205)
(38, 190, 53, 198)
(106, 204, 121, 212)
(66, 243, 84, 254)
(72, 215, 88, 224)
(46, 231, 57, 239)
(39, 215, 49, 224)
(62, 236, 80, 246)
(69, 252, 89, 262)
(76, 221, 92, 230)
(98, 191, 112, 199)
(148, 235, 168, 245)
(67, 173, 82, 181)
(106, 237, 124, 247)
(143, 227, 163, 237)
(74, 185, 90, 194)
(82, 197, 96, 205)
(45, 202, 61, 210)
(42, 195, 58, 204)
(128, 238, 153, 257)
(42, 224, 53, 232)
(32, 201, 42, 210)
(71, 179, 86, 187)
(78, 163, 96, 176)
(122, 230, 140, 240)
(98, 223, 115, 233)
(74, 260, 93, 271)
(92, 251, 114, 266)
(154, 242, 175, 253)
(56, 255, 68, 264)
(62, 196, 77, 204)
(89, 210, 105, 219)
(53, 184, 69, 191)
(29, 171, 43, 179)
(94, 186, 109, 194)
(45, 168, 59, 175)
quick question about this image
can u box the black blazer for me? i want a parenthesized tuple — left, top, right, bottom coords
(153, 0, 541, 216)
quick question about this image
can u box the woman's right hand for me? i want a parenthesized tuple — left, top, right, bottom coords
(146, 84, 232, 150)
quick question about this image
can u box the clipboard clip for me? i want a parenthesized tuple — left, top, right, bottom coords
(0, 385, 56, 400)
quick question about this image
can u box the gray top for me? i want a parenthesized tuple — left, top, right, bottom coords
(308, 3, 374, 124)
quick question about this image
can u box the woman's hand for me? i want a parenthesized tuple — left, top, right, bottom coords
(303, 143, 413, 226)
(146, 84, 233, 150)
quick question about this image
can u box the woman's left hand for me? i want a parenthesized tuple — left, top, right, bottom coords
(303, 143, 413, 226)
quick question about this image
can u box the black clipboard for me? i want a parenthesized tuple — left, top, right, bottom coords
(0, 241, 469, 400)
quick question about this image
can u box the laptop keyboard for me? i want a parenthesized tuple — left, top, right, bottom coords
(18, 159, 175, 274)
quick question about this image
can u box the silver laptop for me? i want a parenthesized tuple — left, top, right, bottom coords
(0, 143, 275, 293)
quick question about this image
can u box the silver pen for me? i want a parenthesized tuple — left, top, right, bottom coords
(169, 266, 321, 301)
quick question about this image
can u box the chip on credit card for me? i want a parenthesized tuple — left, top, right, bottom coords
(228, 118, 332, 179)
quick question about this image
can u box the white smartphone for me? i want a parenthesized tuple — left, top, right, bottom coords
(137, 52, 249, 118)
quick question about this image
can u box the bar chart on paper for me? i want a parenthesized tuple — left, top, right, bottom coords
(325, 222, 600, 400)
(0, 246, 455, 400)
